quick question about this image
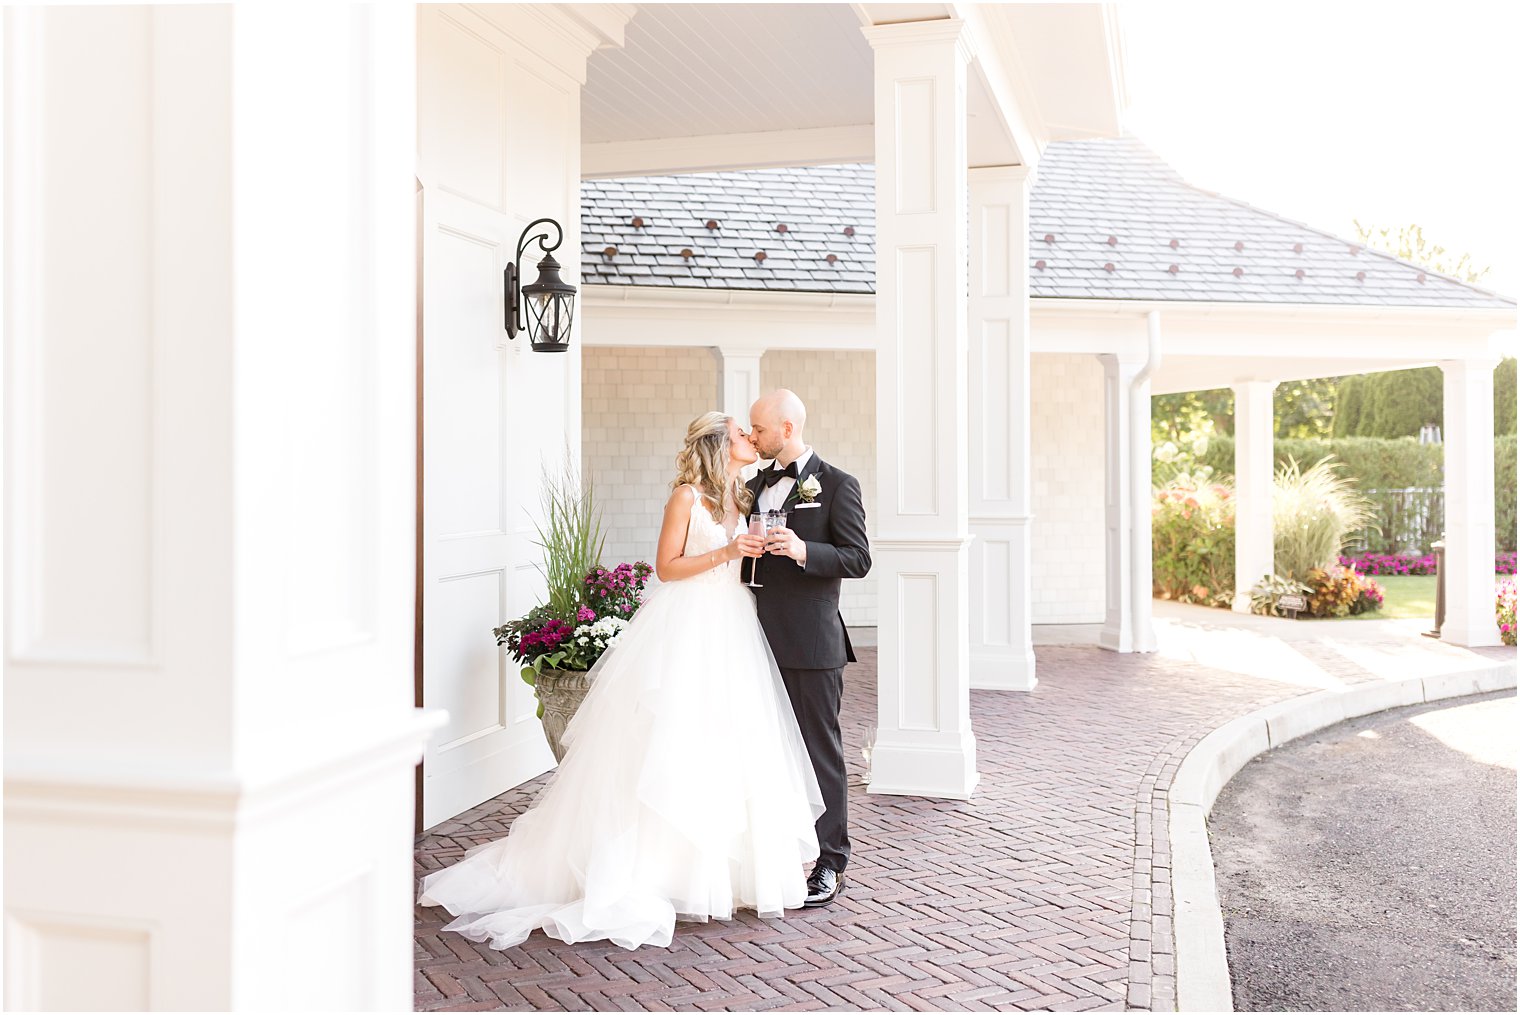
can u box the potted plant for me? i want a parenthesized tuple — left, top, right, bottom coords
(491, 462, 655, 761)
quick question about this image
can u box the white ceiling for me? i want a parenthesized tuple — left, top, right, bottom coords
(582, 4, 875, 144)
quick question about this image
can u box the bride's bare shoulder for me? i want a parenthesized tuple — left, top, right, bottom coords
(663, 484, 700, 515)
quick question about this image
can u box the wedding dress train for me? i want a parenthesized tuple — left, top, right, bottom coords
(417, 492, 825, 950)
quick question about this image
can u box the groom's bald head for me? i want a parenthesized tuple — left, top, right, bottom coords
(748, 389, 808, 461)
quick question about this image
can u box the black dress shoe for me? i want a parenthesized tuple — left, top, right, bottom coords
(804, 864, 843, 907)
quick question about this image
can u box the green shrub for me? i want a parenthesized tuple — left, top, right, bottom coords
(1273, 457, 1377, 580)
(1152, 474, 1236, 607)
(1304, 565, 1381, 618)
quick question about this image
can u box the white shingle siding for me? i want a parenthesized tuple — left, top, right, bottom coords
(582, 347, 720, 572)
(1030, 354, 1107, 623)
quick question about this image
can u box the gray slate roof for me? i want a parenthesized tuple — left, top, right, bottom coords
(581, 137, 1515, 309)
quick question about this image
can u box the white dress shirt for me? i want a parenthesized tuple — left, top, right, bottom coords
(757, 446, 813, 514)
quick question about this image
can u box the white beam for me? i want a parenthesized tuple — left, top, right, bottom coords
(1440, 358, 1502, 646)
(582, 286, 875, 350)
(1232, 381, 1276, 612)
(582, 124, 874, 179)
(968, 165, 1037, 691)
(865, 17, 978, 800)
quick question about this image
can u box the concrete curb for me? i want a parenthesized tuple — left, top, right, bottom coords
(1167, 660, 1517, 1013)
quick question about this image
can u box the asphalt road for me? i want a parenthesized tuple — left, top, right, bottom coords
(1208, 690, 1517, 1012)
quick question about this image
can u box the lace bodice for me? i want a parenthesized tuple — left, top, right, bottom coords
(681, 488, 743, 585)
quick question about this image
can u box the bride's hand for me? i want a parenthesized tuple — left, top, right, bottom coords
(732, 533, 766, 559)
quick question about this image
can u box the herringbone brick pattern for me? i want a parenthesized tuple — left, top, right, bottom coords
(415, 646, 1299, 1012)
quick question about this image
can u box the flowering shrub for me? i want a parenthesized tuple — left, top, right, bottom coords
(1338, 550, 1518, 576)
(1152, 474, 1236, 608)
(584, 561, 654, 620)
(1498, 579, 1517, 646)
(1350, 576, 1385, 615)
(1338, 551, 1437, 576)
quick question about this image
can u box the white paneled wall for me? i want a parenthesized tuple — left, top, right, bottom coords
(582, 347, 721, 568)
(1030, 353, 1108, 623)
(760, 351, 878, 627)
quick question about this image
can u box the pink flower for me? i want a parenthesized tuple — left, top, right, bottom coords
(577, 605, 596, 623)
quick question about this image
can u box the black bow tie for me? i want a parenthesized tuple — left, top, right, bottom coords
(763, 461, 799, 487)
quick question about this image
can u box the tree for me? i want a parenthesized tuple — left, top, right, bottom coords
(1351, 220, 1494, 286)
(1359, 367, 1440, 438)
(1152, 388, 1233, 444)
(1333, 375, 1366, 437)
(1497, 357, 1517, 437)
(1275, 376, 1340, 438)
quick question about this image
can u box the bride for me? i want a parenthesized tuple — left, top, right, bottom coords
(417, 411, 825, 951)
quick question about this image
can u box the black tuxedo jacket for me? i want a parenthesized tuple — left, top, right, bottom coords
(743, 452, 871, 669)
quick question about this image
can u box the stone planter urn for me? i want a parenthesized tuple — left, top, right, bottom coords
(532, 668, 595, 763)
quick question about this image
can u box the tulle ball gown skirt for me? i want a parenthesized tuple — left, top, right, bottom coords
(417, 573, 825, 951)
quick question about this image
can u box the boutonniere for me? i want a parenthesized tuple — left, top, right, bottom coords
(791, 474, 823, 509)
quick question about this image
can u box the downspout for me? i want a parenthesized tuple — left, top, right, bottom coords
(1130, 310, 1162, 651)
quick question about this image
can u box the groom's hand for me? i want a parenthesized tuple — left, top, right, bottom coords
(765, 526, 806, 565)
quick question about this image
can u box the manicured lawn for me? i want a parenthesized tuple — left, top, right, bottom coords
(1351, 574, 1513, 621)
(1356, 575, 1436, 620)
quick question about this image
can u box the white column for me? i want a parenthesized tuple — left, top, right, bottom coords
(3, 7, 436, 1011)
(864, 19, 978, 799)
(1440, 358, 1501, 646)
(1232, 381, 1276, 611)
(714, 346, 765, 421)
(1129, 321, 1159, 654)
(1100, 349, 1143, 650)
(968, 166, 1036, 691)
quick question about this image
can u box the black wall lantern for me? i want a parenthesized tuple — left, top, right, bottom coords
(504, 217, 577, 352)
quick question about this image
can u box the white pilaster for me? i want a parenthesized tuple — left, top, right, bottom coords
(1232, 381, 1276, 611)
(3, 6, 437, 1010)
(1440, 358, 1501, 646)
(864, 19, 978, 799)
(968, 166, 1036, 691)
(714, 346, 765, 420)
(1099, 350, 1158, 653)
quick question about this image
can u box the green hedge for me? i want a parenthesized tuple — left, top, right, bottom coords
(1175, 435, 1444, 488)
(1163, 435, 1516, 553)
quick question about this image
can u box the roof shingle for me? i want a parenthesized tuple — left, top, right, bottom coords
(580, 137, 1514, 309)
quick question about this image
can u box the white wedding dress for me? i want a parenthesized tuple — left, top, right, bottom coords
(417, 488, 825, 950)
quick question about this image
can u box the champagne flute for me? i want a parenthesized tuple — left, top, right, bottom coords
(742, 512, 769, 588)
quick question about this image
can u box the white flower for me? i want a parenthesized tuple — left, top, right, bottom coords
(799, 475, 822, 501)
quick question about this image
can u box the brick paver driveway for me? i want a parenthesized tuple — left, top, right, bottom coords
(416, 640, 1315, 1012)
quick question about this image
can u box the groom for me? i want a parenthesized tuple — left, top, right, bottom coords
(744, 389, 871, 907)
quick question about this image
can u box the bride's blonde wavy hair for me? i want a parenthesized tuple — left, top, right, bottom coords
(673, 411, 752, 523)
